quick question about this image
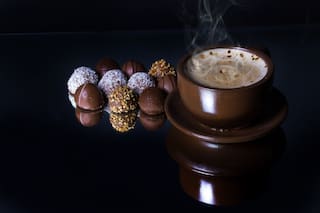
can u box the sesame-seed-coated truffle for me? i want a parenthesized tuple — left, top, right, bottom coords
(98, 69, 127, 97)
(127, 72, 155, 95)
(109, 111, 137, 132)
(148, 59, 176, 78)
(109, 86, 138, 113)
(67, 66, 98, 94)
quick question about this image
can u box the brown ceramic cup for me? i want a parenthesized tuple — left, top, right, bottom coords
(177, 46, 274, 128)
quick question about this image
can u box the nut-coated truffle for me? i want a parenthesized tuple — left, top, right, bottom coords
(96, 58, 120, 78)
(109, 111, 137, 132)
(138, 87, 166, 115)
(139, 111, 166, 131)
(74, 83, 105, 111)
(75, 108, 103, 127)
(127, 72, 155, 95)
(109, 86, 138, 113)
(98, 69, 127, 97)
(157, 75, 177, 94)
(148, 59, 176, 78)
(67, 66, 98, 95)
(122, 60, 146, 77)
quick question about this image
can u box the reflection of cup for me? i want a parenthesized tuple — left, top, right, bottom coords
(75, 108, 103, 127)
(166, 127, 286, 205)
(178, 46, 274, 128)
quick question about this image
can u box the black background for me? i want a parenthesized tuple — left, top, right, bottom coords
(0, 0, 320, 212)
(0, 0, 320, 33)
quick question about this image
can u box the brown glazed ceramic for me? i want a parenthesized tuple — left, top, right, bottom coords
(166, 127, 286, 205)
(165, 88, 287, 143)
(177, 46, 274, 128)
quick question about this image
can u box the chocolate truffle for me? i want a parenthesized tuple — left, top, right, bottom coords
(148, 59, 176, 78)
(109, 111, 137, 133)
(138, 87, 166, 115)
(122, 60, 146, 77)
(74, 83, 105, 111)
(109, 86, 138, 113)
(68, 93, 76, 108)
(157, 75, 177, 94)
(75, 108, 103, 127)
(127, 72, 155, 95)
(139, 111, 166, 131)
(98, 69, 127, 97)
(67, 66, 98, 95)
(96, 57, 120, 78)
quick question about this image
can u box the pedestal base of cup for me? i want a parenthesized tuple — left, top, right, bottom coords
(179, 167, 269, 206)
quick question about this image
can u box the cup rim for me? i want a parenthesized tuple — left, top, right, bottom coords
(178, 45, 274, 91)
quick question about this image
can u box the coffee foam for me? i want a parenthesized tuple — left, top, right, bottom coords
(186, 48, 268, 89)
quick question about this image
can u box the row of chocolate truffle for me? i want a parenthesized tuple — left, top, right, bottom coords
(67, 58, 177, 115)
(67, 58, 177, 132)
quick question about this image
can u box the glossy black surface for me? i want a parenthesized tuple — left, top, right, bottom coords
(0, 26, 320, 212)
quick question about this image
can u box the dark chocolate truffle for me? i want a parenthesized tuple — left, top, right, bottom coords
(138, 87, 166, 115)
(74, 83, 105, 111)
(109, 111, 137, 132)
(157, 75, 177, 94)
(96, 58, 120, 78)
(139, 111, 166, 131)
(122, 60, 146, 77)
(109, 86, 138, 113)
(148, 59, 176, 78)
(75, 108, 103, 127)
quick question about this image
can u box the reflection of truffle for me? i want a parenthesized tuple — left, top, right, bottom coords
(96, 57, 120, 78)
(157, 75, 177, 94)
(74, 83, 105, 111)
(138, 87, 166, 115)
(139, 111, 166, 131)
(109, 86, 138, 113)
(148, 59, 176, 78)
(122, 60, 146, 77)
(109, 111, 137, 132)
(127, 72, 155, 95)
(68, 93, 76, 108)
(98, 69, 127, 97)
(67, 66, 98, 94)
(75, 108, 103, 127)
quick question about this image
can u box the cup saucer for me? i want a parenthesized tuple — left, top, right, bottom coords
(165, 88, 288, 143)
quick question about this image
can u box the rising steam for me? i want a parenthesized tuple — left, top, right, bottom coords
(182, 0, 236, 53)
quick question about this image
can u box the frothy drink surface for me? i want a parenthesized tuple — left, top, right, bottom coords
(187, 48, 268, 89)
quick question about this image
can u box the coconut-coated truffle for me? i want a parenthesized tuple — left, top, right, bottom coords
(109, 86, 138, 113)
(138, 87, 166, 115)
(98, 69, 127, 97)
(68, 93, 76, 108)
(67, 66, 98, 94)
(127, 72, 155, 95)
(148, 59, 176, 78)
